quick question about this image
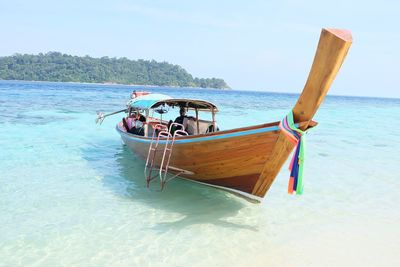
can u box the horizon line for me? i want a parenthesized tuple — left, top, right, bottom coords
(1, 79, 399, 100)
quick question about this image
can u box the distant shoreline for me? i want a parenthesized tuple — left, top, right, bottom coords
(1, 79, 399, 100)
(0, 79, 231, 90)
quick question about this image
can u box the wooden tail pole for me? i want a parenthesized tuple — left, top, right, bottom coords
(252, 28, 353, 197)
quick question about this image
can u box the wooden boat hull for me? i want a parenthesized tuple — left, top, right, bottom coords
(117, 121, 286, 196)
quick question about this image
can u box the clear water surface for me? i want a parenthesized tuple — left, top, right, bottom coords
(0, 80, 399, 267)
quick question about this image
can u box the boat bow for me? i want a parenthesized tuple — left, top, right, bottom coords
(252, 28, 353, 197)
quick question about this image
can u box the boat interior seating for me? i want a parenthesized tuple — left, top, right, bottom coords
(121, 116, 218, 137)
(186, 119, 217, 135)
(121, 118, 145, 136)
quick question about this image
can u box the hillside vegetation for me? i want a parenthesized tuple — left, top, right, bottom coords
(0, 52, 229, 89)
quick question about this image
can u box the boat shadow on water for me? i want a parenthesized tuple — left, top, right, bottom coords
(82, 139, 259, 232)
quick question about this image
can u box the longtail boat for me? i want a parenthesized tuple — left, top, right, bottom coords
(97, 28, 352, 202)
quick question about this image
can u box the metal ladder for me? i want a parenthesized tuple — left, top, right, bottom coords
(144, 123, 168, 187)
(145, 123, 192, 190)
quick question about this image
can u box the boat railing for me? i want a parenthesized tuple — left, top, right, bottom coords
(168, 122, 187, 135)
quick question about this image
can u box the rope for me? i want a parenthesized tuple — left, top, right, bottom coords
(279, 112, 313, 195)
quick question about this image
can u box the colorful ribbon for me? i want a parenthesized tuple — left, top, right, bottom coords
(279, 112, 312, 195)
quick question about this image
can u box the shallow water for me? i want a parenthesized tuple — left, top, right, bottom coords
(1, 80, 399, 267)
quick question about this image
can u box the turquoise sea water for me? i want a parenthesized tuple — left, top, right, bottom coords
(1, 80, 399, 267)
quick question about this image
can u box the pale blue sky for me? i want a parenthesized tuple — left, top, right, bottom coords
(1, 0, 399, 98)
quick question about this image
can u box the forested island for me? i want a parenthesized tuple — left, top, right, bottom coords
(0, 52, 230, 89)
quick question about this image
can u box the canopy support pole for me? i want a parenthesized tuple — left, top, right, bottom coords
(212, 108, 216, 131)
(144, 109, 149, 137)
(195, 108, 200, 135)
